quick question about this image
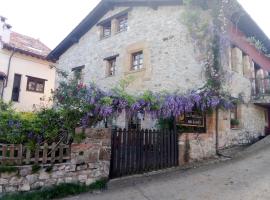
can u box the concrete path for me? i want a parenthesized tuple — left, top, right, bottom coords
(63, 139, 270, 200)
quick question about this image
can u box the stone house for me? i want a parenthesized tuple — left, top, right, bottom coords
(0, 16, 55, 111)
(48, 0, 270, 162)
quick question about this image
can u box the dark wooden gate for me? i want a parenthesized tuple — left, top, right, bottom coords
(110, 129, 178, 179)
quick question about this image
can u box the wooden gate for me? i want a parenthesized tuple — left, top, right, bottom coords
(109, 129, 178, 178)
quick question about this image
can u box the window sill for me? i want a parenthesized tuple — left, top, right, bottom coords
(115, 29, 127, 35)
(26, 90, 45, 94)
(231, 127, 241, 130)
(124, 68, 146, 75)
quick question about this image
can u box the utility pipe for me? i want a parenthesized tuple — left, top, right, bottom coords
(1, 48, 15, 99)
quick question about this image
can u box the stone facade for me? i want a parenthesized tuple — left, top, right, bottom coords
(56, 4, 269, 162)
(0, 128, 110, 194)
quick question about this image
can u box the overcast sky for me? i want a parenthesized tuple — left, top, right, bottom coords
(0, 0, 269, 49)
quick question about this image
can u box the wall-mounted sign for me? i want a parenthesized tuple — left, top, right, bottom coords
(177, 111, 205, 128)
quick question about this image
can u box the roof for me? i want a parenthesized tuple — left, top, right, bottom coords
(47, 0, 270, 61)
(2, 32, 51, 60)
(47, 0, 181, 61)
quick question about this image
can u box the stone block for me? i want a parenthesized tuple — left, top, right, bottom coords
(39, 172, 50, 180)
(84, 128, 111, 140)
(5, 186, 17, 192)
(85, 178, 96, 186)
(65, 177, 73, 183)
(9, 177, 24, 186)
(1, 172, 17, 179)
(26, 174, 38, 185)
(19, 183, 30, 192)
(78, 175, 87, 182)
(0, 178, 8, 185)
(99, 148, 111, 161)
(65, 164, 76, 172)
(19, 167, 32, 177)
(76, 164, 88, 171)
(32, 181, 44, 189)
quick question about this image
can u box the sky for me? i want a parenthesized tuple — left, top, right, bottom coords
(0, 0, 269, 50)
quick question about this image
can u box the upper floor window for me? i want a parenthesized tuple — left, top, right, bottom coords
(107, 58, 116, 76)
(131, 51, 143, 71)
(117, 14, 128, 32)
(26, 76, 45, 93)
(72, 65, 85, 81)
(102, 22, 111, 38)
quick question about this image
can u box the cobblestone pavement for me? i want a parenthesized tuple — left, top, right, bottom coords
(63, 143, 270, 200)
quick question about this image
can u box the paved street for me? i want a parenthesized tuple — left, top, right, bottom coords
(64, 141, 270, 200)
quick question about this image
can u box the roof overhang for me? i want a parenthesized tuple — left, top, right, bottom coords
(231, 10, 270, 54)
(3, 43, 50, 61)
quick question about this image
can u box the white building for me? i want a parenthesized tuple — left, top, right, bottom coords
(0, 16, 55, 111)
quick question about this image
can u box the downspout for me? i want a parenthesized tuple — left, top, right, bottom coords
(215, 107, 219, 155)
(1, 48, 15, 99)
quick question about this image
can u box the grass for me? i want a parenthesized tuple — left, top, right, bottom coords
(0, 166, 18, 174)
(0, 179, 107, 200)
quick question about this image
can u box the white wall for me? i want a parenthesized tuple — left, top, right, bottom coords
(0, 49, 55, 111)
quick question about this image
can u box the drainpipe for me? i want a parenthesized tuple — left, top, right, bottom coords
(215, 107, 219, 155)
(1, 48, 15, 99)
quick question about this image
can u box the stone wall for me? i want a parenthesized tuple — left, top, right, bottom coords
(0, 128, 111, 194)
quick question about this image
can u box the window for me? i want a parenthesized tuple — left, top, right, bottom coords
(107, 58, 116, 76)
(102, 22, 111, 38)
(12, 74, 22, 101)
(26, 76, 45, 93)
(117, 14, 128, 32)
(230, 104, 240, 128)
(131, 51, 143, 71)
(72, 65, 85, 81)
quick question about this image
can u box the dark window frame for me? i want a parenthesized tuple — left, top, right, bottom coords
(107, 57, 116, 77)
(72, 65, 85, 81)
(131, 51, 144, 71)
(117, 14, 128, 32)
(102, 22, 112, 38)
(26, 76, 46, 93)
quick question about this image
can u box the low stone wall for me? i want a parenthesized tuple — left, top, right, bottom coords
(0, 128, 111, 194)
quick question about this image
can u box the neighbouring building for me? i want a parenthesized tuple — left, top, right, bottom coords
(48, 0, 270, 163)
(0, 16, 55, 111)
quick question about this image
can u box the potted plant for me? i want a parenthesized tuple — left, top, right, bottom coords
(230, 119, 240, 129)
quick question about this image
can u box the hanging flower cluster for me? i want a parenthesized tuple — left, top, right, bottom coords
(54, 81, 237, 127)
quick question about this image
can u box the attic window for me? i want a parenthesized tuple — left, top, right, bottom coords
(102, 22, 111, 38)
(117, 14, 128, 32)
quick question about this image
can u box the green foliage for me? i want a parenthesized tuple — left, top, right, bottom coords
(230, 119, 240, 126)
(1, 179, 107, 200)
(31, 164, 41, 174)
(73, 132, 86, 143)
(0, 166, 18, 174)
(247, 36, 269, 55)
(157, 118, 174, 130)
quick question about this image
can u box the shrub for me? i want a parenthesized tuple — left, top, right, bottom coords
(0, 179, 107, 200)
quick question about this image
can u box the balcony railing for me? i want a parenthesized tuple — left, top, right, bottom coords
(251, 77, 270, 101)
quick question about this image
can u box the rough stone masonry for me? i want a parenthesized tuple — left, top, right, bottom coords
(0, 128, 111, 193)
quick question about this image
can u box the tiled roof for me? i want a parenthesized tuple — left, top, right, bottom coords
(3, 32, 51, 59)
